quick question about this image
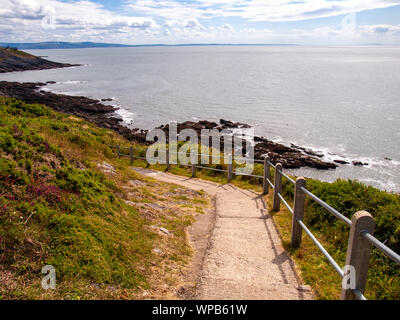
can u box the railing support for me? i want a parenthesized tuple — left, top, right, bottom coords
(191, 163, 197, 178)
(341, 211, 375, 300)
(291, 177, 306, 247)
(165, 147, 170, 172)
(263, 156, 271, 195)
(116, 145, 120, 158)
(272, 163, 282, 211)
(129, 147, 134, 165)
(145, 152, 150, 168)
(227, 154, 233, 183)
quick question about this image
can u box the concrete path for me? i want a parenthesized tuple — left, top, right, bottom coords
(133, 168, 313, 300)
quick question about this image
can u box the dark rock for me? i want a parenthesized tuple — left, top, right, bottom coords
(0, 81, 339, 171)
(220, 119, 251, 128)
(334, 159, 350, 165)
(352, 160, 369, 166)
(0, 81, 149, 144)
(158, 120, 337, 170)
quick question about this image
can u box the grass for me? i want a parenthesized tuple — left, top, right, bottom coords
(117, 141, 400, 300)
(0, 47, 33, 58)
(0, 97, 211, 299)
(1, 95, 398, 300)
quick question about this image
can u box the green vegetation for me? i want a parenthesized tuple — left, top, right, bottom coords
(271, 178, 400, 300)
(1, 95, 398, 300)
(124, 143, 400, 300)
(0, 47, 31, 58)
(0, 97, 210, 299)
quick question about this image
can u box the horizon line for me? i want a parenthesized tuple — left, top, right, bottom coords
(1, 41, 396, 48)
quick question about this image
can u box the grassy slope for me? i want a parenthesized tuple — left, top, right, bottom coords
(0, 47, 70, 73)
(1, 96, 398, 300)
(125, 147, 400, 299)
(0, 97, 211, 299)
(0, 47, 32, 57)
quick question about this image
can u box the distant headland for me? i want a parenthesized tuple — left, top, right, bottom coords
(0, 41, 297, 50)
(0, 47, 79, 73)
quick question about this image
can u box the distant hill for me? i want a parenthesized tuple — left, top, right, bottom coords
(0, 47, 78, 73)
(0, 42, 135, 50)
(0, 42, 297, 50)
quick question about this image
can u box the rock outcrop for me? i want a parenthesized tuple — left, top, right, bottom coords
(0, 47, 78, 73)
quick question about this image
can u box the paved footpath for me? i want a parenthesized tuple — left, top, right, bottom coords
(134, 168, 313, 300)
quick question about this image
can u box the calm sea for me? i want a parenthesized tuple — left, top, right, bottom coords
(1, 46, 400, 192)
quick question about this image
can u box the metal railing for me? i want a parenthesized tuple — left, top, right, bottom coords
(110, 144, 400, 300)
(270, 159, 400, 300)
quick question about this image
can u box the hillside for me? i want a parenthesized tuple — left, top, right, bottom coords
(0, 97, 211, 299)
(0, 47, 77, 73)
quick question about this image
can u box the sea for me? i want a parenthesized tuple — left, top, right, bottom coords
(1, 46, 399, 192)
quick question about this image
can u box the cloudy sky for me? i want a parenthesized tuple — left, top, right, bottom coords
(1, 0, 400, 45)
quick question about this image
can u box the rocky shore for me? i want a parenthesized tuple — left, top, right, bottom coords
(157, 120, 337, 169)
(0, 81, 149, 143)
(0, 47, 78, 73)
(0, 80, 370, 170)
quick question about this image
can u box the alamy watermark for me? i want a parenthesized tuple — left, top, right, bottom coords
(146, 122, 255, 175)
(41, 6, 57, 30)
(41, 265, 56, 290)
(342, 265, 356, 291)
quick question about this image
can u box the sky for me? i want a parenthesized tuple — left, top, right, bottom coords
(1, 0, 400, 45)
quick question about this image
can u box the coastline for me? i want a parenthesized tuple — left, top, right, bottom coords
(0, 80, 372, 171)
(1, 57, 398, 302)
(0, 46, 379, 174)
(0, 47, 79, 73)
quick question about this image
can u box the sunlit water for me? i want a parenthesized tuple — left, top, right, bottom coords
(1, 46, 400, 192)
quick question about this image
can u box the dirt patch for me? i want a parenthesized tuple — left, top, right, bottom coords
(177, 196, 217, 299)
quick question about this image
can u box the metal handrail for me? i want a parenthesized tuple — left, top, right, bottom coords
(301, 187, 352, 227)
(278, 193, 294, 215)
(110, 145, 271, 163)
(235, 173, 264, 179)
(297, 219, 344, 277)
(361, 231, 400, 266)
(196, 165, 228, 173)
(278, 169, 296, 185)
(297, 219, 367, 300)
(267, 160, 276, 169)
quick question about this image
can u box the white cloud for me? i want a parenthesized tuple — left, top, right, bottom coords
(361, 24, 400, 33)
(0, 0, 158, 42)
(220, 23, 234, 32)
(1, 0, 400, 44)
(182, 18, 205, 30)
(126, 0, 206, 20)
(126, 0, 400, 22)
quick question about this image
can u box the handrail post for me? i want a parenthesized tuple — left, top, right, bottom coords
(116, 145, 120, 158)
(165, 147, 170, 172)
(272, 163, 282, 211)
(263, 156, 271, 195)
(130, 146, 133, 165)
(341, 211, 375, 300)
(227, 154, 233, 183)
(291, 177, 306, 247)
(145, 149, 150, 168)
(191, 163, 197, 178)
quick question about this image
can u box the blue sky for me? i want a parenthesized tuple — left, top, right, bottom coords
(1, 0, 400, 45)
